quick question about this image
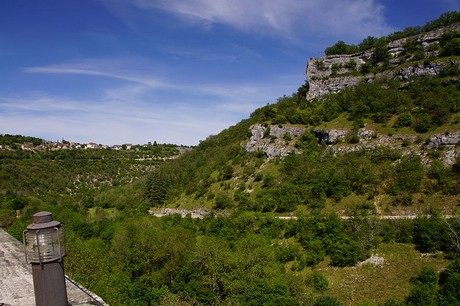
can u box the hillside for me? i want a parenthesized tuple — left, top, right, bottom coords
(1, 13, 460, 306)
(0, 135, 187, 227)
(149, 14, 460, 218)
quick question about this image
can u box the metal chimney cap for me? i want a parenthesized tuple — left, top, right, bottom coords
(27, 212, 61, 230)
(33, 211, 53, 223)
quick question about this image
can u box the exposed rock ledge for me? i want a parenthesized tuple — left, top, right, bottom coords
(306, 22, 460, 100)
(244, 124, 460, 164)
(149, 208, 211, 219)
(244, 124, 306, 158)
(357, 254, 385, 267)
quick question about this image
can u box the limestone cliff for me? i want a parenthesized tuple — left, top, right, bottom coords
(244, 123, 460, 166)
(306, 22, 460, 100)
(243, 21, 460, 162)
(244, 124, 305, 158)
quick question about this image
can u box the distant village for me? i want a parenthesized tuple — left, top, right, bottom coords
(0, 135, 189, 152)
(0, 140, 135, 151)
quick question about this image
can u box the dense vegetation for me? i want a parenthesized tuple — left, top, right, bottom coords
(1, 13, 460, 305)
(0, 141, 180, 228)
(145, 74, 460, 215)
(63, 212, 460, 305)
(0, 134, 44, 147)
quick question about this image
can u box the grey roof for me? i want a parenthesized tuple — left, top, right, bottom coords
(0, 228, 108, 306)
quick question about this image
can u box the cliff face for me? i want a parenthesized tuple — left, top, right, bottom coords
(243, 22, 460, 161)
(244, 123, 460, 165)
(244, 124, 305, 158)
(306, 22, 460, 100)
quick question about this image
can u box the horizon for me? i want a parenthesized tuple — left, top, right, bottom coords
(1, 0, 459, 146)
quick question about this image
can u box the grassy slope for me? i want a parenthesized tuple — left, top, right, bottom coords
(322, 243, 449, 305)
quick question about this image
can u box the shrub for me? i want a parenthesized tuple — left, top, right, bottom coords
(315, 60, 326, 71)
(325, 40, 358, 55)
(214, 192, 234, 209)
(283, 132, 292, 141)
(312, 271, 329, 292)
(0, 209, 15, 227)
(441, 61, 460, 77)
(331, 63, 341, 75)
(345, 128, 360, 144)
(360, 62, 373, 74)
(345, 59, 357, 70)
(391, 154, 424, 195)
(413, 113, 432, 133)
(442, 37, 460, 56)
(359, 36, 378, 51)
(372, 39, 390, 66)
(403, 38, 422, 55)
(314, 295, 341, 306)
(395, 112, 412, 127)
(330, 239, 360, 267)
(406, 267, 439, 306)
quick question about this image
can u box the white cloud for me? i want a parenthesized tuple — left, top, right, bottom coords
(23, 58, 170, 88)
(0, 96, 84, 113)
(100, 0, 393, 41)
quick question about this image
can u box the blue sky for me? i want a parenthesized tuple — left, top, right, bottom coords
(0, 0, 458, 146)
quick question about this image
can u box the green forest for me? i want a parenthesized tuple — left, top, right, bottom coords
(1, 13, 460, 306)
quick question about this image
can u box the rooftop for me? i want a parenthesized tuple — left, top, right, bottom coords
(0, 228, 107, 306)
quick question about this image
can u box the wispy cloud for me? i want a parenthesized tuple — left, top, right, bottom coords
(0, 94, 90, 113)
(99, 0, 393, 41)
(21, 55, 293, 108)
(23, 58, 170, 88)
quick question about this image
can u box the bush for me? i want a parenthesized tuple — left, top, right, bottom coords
(438, 259, 460, 305)
(315, 60, 326, 71)
(391, 154, 424, 195)
(214, 192, 234, 209)
(304, 239, 326, 266)
(441, 61, 460, 77)
(312, 271, 329, 292)
(359, 36, 378, 51)
(360, 62, 373, 74)
(331, 63, 341, 75)
(325, 41, 358, 55)
(330, 239, 360, 267)
(345, 128, 360, 144)
(0, 209, 15, 227)
(406, 267, 439, 306)
(395, 112, 412, 127)
(440, 30, 460, 53)
(371, 39, 390, 66)
(413, 113, 432, 133)
(345, 59, 357, 70)
(314, 295, 341, 306)
(403, 38, 422, 55)
(442, 37, 460, 56)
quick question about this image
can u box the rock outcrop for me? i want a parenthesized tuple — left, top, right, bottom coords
(244, 124, 306, 158)
(244, 22, 460, 163)
(149, 208, 211, 219)
(244, 124, 460, 164)
(306, 22, 460, 100)
(426, 132, 460, 149)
